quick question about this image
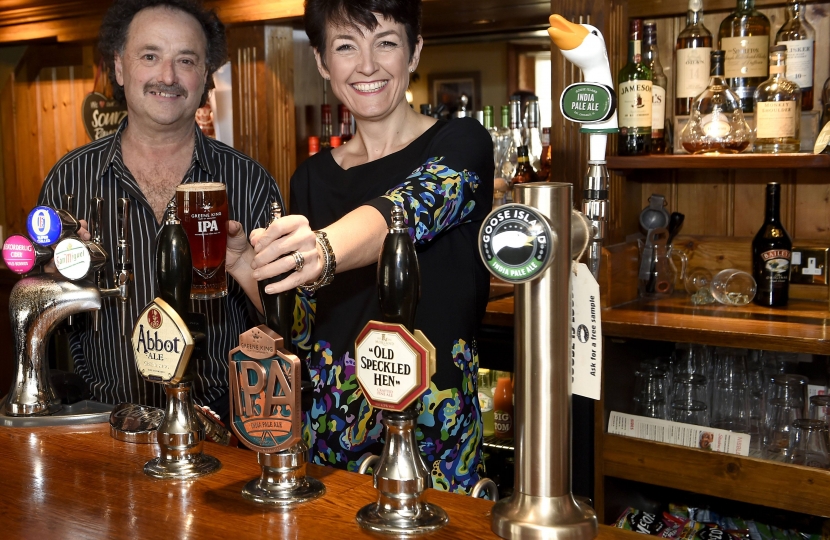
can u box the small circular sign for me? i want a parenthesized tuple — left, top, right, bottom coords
(27, 206, 62, 246)
(54, 238, 92, 280)
(478, 204, 555, 284)
(3, 235, 37, 274)
(560, 82, 615, 124)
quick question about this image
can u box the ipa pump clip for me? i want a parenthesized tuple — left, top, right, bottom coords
(51, 197, 133, 336)
(548, 14, 619, 279)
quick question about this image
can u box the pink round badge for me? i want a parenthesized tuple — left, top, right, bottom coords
(3, 234, 37, 274)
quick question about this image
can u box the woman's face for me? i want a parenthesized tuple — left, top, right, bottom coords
(315, 14, 421, 123)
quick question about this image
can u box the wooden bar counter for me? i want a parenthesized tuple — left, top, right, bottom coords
(0, 423, 638, 540)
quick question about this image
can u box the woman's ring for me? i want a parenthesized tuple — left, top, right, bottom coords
(292, 251, 305, 272)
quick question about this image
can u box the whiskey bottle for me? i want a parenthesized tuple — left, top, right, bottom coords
(754, 45, 801, 153)
(752, 183, 791, 307)
(618, 19, 653, 156)
(775, 0, 815, 111)
(675, 0, 713, 116)
(511, 146, 541, 184)
(644, 22, 667, 154)
(539, 127, 551, 182)
(320, 104, 333, 149)
(680, 50, 752, 154)
(718, 0, 770, 113)
(524, 97, 544, 172)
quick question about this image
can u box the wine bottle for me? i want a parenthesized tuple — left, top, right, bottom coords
(320, 104, 333, 149)
(775, 0, 815, 111)
(618, 19, 653, 156)
(338, 104, 354, 142)
(524, 97, 543, 172)
(675, 0, 713, 116)
(644, 22, 667, 154)
(752, 183, 792, 307)
(718, 0, 770, 113)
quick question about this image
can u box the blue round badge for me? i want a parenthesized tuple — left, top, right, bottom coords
(27, 206, 62, 246)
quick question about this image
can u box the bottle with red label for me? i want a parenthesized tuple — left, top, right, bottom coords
(494, 372, 514, 439)
(752, 182, 792, 307)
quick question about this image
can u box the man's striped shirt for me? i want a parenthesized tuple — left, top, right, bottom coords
(38, 120, 283, 408)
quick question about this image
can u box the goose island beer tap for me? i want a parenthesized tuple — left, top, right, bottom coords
(131, 200, 221, 479)
(354, 206, 446, 535)
(227, 201, 325, 505)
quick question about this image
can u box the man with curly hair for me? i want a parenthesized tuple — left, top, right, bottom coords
(38, 0, 282, 421)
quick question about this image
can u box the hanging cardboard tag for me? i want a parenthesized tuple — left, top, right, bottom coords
(570, 262, 602, 400)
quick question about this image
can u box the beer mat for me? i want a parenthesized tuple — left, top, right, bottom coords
(109, 403, 163, 444)
(608, 411, 750, 456)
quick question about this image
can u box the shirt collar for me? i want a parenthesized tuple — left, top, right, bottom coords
(95, 117, 216, 181)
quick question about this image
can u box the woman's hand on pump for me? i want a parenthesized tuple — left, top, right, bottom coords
(250, 214, 322, 295)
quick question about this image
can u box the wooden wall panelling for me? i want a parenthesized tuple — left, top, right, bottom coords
(2, 44, 94, 233)
(228, 24, 296, 206)
(1, 73, 18, 235)
(673, 169, 731, 236)
(793, 168, 830, 241)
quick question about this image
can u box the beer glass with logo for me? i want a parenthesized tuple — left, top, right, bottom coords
(176, 182, 228, 299)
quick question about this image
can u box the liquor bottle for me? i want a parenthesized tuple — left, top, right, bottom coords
(496, 105, 513, 179)
(479, 368, 495, 437)
(330, 136, 342, 148)
(618, 19, 653, 156)
(505, 99, 524, 174)
(822, 77, 830, 129)
(420, 104, 432, 116)
(258, 201, 295, 346)
(675, 0, 713, 116)
(680, 50, 752, 154)
(644, 22, 667, 154)
(539, 127, 551, 182)
(754, 45, 801, 153)
(524, 97, 543, 172)
(752, 182, 792, 307)
(494, 373, 513, 439)
(338, 104, 354, 142)
(718, 0, 770, 113)
(483, 105, 499, 166)
(308, 136, 320, 157)
(320, 104, 333, 148)
(511, 146, 541, 184)
(775, 0, 815, 111)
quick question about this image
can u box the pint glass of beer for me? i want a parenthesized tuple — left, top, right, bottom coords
(176, 182, 229, 299)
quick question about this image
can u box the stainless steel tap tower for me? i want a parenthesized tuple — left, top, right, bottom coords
(480, 183, 597, 540)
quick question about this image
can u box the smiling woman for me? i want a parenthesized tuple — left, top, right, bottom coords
(227, 0, 495, 496)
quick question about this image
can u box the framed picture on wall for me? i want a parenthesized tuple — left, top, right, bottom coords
(428, 71, 481, 118)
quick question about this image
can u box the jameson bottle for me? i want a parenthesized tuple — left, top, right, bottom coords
(752, 183, 792, 307)
(675, 0, 713, 116)
(775, 0, 815, 110)
(258, 201, 296, 348)
(718, 0, 770, 113)
(644, 22, 667, 154)
(618, 19, 653, 156)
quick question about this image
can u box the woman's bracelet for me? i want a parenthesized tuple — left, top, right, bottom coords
(300, 230, 336, 294)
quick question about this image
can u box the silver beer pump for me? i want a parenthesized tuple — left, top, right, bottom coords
(474, 13, 622, 540)
(133, 200, 221, 479)
(2, 197, 133, 418)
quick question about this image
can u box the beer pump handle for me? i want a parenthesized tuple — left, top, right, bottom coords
(62, 194, 75, 215)
(258, 201, 294, 344)
(115, 198, 132, 336)
(377, 206, 420, 332)
(156, 200, 190, 317)
(89, 197, 104, 245)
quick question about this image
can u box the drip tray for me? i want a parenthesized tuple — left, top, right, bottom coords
(0, 400, 114, 427)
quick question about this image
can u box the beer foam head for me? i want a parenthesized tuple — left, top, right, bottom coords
(176, 182, 226, 193)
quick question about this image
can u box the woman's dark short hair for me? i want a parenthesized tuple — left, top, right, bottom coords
(304, 0, 421, 64)
(98, 0, 228, 106)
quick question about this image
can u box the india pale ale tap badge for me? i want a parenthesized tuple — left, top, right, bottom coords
(228, 325, 302, 452)
(479, 203, 555, 284)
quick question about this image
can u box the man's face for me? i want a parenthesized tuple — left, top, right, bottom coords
(114, 6, 208, 129)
